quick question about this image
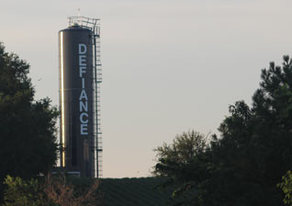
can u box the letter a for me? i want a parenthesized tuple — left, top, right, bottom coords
(79, 90, 88, 100)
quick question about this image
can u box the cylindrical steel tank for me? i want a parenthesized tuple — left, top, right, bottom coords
(59, 25, 94, 177)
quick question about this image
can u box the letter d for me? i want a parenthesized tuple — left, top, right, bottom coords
(78, 44, 87, 54)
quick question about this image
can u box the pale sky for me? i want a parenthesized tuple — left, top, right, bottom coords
(1, 0, 292, 178)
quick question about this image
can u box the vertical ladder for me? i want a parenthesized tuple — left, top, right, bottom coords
(93, 26, 103, 178)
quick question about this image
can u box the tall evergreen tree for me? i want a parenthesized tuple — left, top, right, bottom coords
(210, 56, 292, 205)
(154, 56, 292, 205)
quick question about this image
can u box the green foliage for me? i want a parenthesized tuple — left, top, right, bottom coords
(0, 43, 58, 200)
(278, 171, 292, 206)
(3, 175, 50, 206)
(208, 56, 292, 206)
(155, 131, 207, 171)
(154, 56, 292, 205)
(2, 175, 102, 206)
(154, 131, 210, 205)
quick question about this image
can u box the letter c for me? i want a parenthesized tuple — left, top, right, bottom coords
(80, 112, 88, 123)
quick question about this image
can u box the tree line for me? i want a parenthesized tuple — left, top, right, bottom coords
(1, 41, 292, 205)
(154, 57, 292, 205)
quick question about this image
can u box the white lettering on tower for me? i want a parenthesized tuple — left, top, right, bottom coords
(78, 43, 88, 135)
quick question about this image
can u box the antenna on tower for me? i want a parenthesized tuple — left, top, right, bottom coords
(77, 9, 81, 25)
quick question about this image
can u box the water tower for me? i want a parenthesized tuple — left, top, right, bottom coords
(58, 16, 102, 178)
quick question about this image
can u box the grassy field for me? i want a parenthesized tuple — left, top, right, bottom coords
(99, 177, 173, 206)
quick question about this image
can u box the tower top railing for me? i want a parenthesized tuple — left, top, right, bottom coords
(68, 16, 100, 37)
